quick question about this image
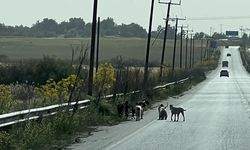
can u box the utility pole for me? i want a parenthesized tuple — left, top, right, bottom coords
(220, 24, 222, 34)
(178, 25, 188, 69)
(88, 0, 98, 96)
(185, 31, 188, 69)
(180, 26, 183, 69)
(192, 37, 195, 67)
(158, 0, 181, 82)
(184, 29, 192, 69)
(96, 17, 100, 73)
(189, 34, 193, 69)
(170, 17, 185, 77)
(200, 37, 203, 63)
(143, 0, 155, 87)
(206, 38, 210, 59)
(171, 18, 179, 75)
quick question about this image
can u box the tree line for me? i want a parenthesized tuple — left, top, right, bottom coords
(0, 17, 180, 38)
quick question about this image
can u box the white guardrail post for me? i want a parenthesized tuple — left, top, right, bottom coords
(0, 78, 189, 128)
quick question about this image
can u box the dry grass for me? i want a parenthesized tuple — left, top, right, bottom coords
(0, 37, 206, 66)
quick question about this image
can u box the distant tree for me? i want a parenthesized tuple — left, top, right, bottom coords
(84, 23, 92, 37)
(101, 17, 117, 36)
(241, 33, 248, 49)
(117, 23, 147, 38)
(31, 18, 58, 37)
(0, 17, 178, 38)
(211, 32, 227, 39)
(194, 32, 210, 39)
(67, 18, 85, 36)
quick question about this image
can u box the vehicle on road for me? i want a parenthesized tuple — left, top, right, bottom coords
(222, 61, 229, 67)
(220, 70, 229, 77)
(227, 53, 231, 57)
(225, 45, 229, 48)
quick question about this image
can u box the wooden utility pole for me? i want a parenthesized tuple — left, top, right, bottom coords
(185, 31, 188, 69)
(200, 37, 203, 63)
(178, 25, 188, 69)
(206, 38, 210, 59)
(96, 17, 100, 73)
(171, 18, 179, 74)
(189, 35, 193, 69)
(184, 29, 193, 70)
(180, 26, 183, 69)
(158, 0, 181, 82)
(143, 0, 155, 87)
(170, 17, 185, 76)
(88, 0, 98, 96)
(192, 38, 195, 67)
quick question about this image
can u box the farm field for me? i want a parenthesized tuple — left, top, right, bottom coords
(0, 37, 206, 66)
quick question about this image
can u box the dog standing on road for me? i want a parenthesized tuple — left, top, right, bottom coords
(169, 105, 186, 122)
(158, 103, 168, 120)
(135, 103, 143, 121)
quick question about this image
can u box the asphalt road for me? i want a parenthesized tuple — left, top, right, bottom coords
(69, 46, 250, 150)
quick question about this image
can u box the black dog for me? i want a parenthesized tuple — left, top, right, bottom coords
(169, 105, 186, 121)
(158, 103, 168, 120)
(159, 107, 168, 120)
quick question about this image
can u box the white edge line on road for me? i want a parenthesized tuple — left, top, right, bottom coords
(104, 119, 157, 150)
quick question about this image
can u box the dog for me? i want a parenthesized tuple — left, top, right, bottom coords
(129, 105, 136, 119)
(158, 103, 168, 120)
(135, 103, 143, 121)
(169, 105, 186, 121)
(138, 100, 150, 108)
(117, 103, 124, 117)
(159, 107, 168, 120)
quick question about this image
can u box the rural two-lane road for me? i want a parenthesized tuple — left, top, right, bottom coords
(69, 46, 250, 150)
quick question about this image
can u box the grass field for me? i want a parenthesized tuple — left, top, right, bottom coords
(0, 37, 206, 67)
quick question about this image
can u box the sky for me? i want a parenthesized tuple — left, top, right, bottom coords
(1, 0, 250, 35)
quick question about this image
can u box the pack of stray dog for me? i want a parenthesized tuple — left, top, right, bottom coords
(117, 100, 149, 121)
(158, 103, 186, 122)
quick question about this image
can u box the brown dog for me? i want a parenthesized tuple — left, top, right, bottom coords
(169, 105, 186, 121)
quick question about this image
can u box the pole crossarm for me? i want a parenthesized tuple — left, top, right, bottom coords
(168, 17, 186, 21)
(184, 30, 194, 35)
(158, 0, 181, 5)
(178, 25, 188, 28)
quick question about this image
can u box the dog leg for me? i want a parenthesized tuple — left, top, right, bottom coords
(141, 110, 143, 119)
(181, 111, 185, 121)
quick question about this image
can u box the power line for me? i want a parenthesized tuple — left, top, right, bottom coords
(187, 16, 250, 21)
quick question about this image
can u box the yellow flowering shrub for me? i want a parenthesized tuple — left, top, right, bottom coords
(0, 85, 15, 114)
(37, 74, 84, 105)
(94, 63, 116, 96)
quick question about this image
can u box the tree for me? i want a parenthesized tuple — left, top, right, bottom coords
(194, 32, 209, 39)
(101, 17, 117, 36)
(211, 32, 227, 39)
(241, 33, 248, 49)
(32, 18, 58, 37)
(84, 23, 92, 37)
(118, 23, 147, 38)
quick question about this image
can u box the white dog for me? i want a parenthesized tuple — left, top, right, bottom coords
(135, 104, 143, 121)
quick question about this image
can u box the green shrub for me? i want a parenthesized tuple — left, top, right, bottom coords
(0, 131, 12, 150)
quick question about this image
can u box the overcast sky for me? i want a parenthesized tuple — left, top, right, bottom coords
(1, 0, 250, 35)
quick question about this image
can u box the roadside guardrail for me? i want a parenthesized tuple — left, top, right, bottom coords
(0, 78, 189, 128)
